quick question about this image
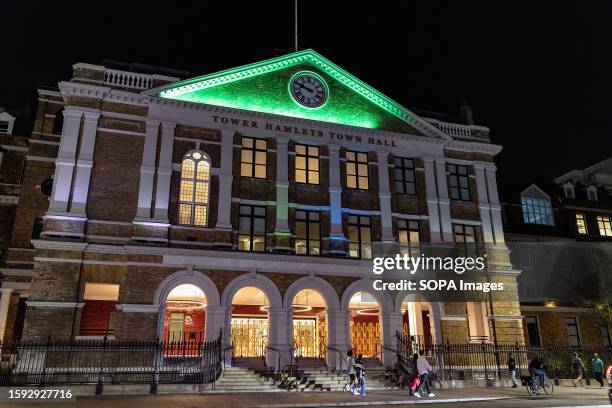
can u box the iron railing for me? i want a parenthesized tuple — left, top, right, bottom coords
(0, 332, 223, 392)
(396, 331, 612, 382)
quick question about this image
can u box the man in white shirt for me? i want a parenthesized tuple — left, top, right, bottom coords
(414, 350, 435, 398)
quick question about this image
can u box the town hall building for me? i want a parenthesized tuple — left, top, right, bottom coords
(0, 49, 522, 369)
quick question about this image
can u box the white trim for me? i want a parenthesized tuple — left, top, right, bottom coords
(0, 268, 33, 276)
(26, 155, 56, 163)
(488, 315, 523, 321)
(26, 301, 84, 308)
(88, 219, 132, 226)
(0, 145, 28, 152)
(97, 127, 145, 137)
(0, 282, 30, 290)
(392, 213, 429, 220)
(521, 305, 591, 313)
(116, 303, 158, 313)
(451, 219, 482, 226)
(30, 139, 60, 146)
(101, 111, 146, 121)
(74, 335, 116, 341)
(440, 315, 468, 321)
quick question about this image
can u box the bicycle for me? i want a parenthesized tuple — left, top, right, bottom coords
(522, 373, 554, 396)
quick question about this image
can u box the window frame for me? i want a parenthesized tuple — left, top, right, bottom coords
(240, 136, 267, 179)
(294, 144, 320, 185)
(453, 223, 478, 256)
(348, 215, 372, 259)
(521, 196, 555, 226)
(447, 163, 471, 201)
(397, 219, 420, 257)
(525, 315, 542, 347)
(566, 316, 581, 348)
(575, 213, 588, 235)
(597, 215, 612, 236)
(178, 151, 211, 227)
(393, 157, 417, 196)
(601, 325, 611, 348)
(294, 210, 321, 256)
(238, 205, 267, 252)
(345, 150, 369, 190)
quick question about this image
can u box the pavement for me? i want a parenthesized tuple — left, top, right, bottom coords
(1, 385, 610, 408)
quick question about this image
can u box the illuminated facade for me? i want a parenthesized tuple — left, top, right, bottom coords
(0, 50, 523, 369)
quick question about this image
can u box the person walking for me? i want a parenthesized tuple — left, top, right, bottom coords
(354, 354, 365, 396)
(572, 352, 586, 387)
(590, 353, 604, 388)
(346, 350, 356, 393)
(408, 353, 420, 396)
(414, 350, 435, 398)
(508, 353, 517, 388)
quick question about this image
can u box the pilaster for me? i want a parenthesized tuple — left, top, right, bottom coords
(215, 129, 234, 230)
(376, 151, 394, 242)
(423, 158, 441, 241)
(474, 164, 494, 243)
(70, 110, 100, 215)
(435, 159, 453, 241)
(152, 121, 176, 222)
(135, 120, 160, 220)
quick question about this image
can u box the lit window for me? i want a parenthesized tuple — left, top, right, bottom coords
(566, 317, 581, 347)
(241, 137, 267, 179)
(521, 191, 554, 226)
(575, 213, 587, 235)
(447, 163, 471, 201)
(398, 219, 420, 257)
(178, 151, 210, 227)
(295, 144, 319, 184)
(348, 215, 372, 259)
(346, 151, 369, 190)
(295, 210, 320, 255)
(394, 157, 416, 195)
(80, 283, 119, 337)
(597, 215, 612, 236)
(453, 224, 478, 256)
(238, 205, 266, 252)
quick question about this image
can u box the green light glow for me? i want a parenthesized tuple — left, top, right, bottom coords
(156, 49, 427, 133)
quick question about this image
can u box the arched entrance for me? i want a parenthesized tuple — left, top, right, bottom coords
(292, 289, 327, 358)
(396, 293, 443, 345)
(231, 286, 269, 357)
(163, 284, 206, 343)
(348, 291, 381, 358)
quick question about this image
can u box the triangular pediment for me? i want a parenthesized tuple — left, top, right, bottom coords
(149, 49, 449, 138)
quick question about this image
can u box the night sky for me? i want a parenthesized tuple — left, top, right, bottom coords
(1, 1, 611, 191)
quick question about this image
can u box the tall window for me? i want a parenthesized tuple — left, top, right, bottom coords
(601, 325, 611, 347)
(80, 283, 119, 337)
(575, 213, 587, 235)
(566, 317, 581, 347)
(597, 215, 612, 236)
(346, 151, 369, 190)
(295, 210, 320, 255)
(525, 316, 541, 347)
(447, 163, 471, 201)
(241, 137, 267, 179)
(348, 215, 372, 259)
(238, 205, 266, 252)
(453, 224, 477, 255)
(467, 302, 490, 341)
(521, 186, 554, 225)
(394, 157, 416, 195)
(398, 219, 420, 257)
(178, 151, 210, 227)
(295, 144, 319, 184)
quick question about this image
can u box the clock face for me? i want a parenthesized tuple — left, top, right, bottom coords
(290, 73, 328, 108)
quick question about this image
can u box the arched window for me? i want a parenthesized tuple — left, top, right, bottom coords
(178, 151, 210, 226)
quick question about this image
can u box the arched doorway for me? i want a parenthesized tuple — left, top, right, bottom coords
(231, 286, 269, 357)
(162, 284, 206, 343)
(292, 289, 327, 358)
(348, 291, 381, 358)
(400, 294, 432, 345)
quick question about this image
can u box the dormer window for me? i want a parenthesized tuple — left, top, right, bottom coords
(563, 183, 575, 199)
(520, 185, 555, 226)
(586, 186, 598, 201)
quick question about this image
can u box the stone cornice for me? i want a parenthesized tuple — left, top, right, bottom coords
(31, 239, 88, 252)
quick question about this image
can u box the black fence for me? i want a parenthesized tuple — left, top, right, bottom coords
(0, 332, 223, 390)
(396, 331, 612, 382)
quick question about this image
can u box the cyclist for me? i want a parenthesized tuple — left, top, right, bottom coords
(528, 355, 548, 387)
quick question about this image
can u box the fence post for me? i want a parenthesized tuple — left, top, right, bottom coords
(150, 339, 160, 394)
(95, 336, 107, 395)
(40, 335, 51, 387)
(482, 341, 489, 383)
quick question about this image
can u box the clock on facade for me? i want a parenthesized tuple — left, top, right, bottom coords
(289, 72, 328, 108)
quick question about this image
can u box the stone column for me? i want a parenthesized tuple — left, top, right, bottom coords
(0, 288, 14, 342)
(70, 110, 100, 215)
(381, 310, 402, 368)
(485, 166, 505, 245)
(423, 158, 442, 242)
(326, 309, 350, 370)
(404, 295, 420, 338)
(215, 129, 234, 230)
(153, 121, 176, 222)
(474, 164, 494, 243)
(204, 306, 227, 342)
(435, 159, 453, 241)
(275, 138, 290, 236)
(135, 120, 160, 220)
(48, 109, 82, 214)
(267, 307, 293, 370)
(376, 151, 394, 242)
(327, 145, 346, 255)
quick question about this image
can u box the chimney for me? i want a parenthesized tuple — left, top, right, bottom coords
(460, 99, 473, 125)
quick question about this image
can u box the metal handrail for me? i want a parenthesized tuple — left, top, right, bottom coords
(326, 345, 354, 372)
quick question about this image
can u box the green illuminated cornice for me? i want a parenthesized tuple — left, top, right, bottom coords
(152, 49, 447, 137)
